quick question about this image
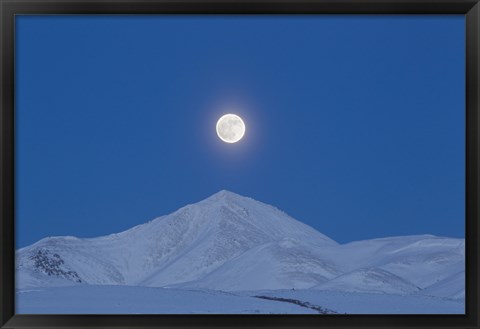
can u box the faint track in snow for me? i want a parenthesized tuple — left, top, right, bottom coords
(254, 295, 338, 314)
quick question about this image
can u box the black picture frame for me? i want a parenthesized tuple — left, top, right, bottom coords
(1, 0, 479, 328)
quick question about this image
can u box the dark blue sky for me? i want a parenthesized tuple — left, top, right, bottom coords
(16, 15, 465, 248)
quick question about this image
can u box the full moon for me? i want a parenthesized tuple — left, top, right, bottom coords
(216, 114, 246, 143)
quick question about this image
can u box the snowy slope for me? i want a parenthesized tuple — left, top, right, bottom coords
(417, 271, 465, 300)
(16, 190, 465, 300)
(314, 268, 420, 295)
(175, 238, 340, 291)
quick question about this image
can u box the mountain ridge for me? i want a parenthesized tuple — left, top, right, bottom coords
(16, 190, 464, 299)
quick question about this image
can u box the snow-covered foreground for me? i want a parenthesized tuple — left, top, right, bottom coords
(16, 286, 316, 314)
(16, 285, 464, 314)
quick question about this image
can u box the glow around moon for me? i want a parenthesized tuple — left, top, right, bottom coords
(216, 114, 246, 143)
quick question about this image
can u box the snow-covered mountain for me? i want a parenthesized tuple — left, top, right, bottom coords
(16, 190, 464, 300)
(315, 235, 465, 298)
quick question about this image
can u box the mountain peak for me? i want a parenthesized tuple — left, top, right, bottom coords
(214, 189, 242, 197)
(203, 189, 246, 203)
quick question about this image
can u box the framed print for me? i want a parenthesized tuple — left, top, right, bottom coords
(1, 0, 479, 328)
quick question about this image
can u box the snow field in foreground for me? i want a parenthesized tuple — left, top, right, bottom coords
(16, 285, 464, 314)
